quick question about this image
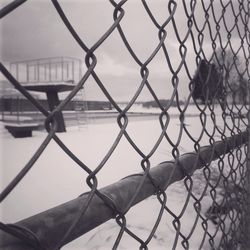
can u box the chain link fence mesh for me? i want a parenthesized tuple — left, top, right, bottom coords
(0, 0, 250, 249)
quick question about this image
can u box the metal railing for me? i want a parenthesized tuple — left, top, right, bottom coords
(0, 0, 250, 249)
(9, 57, 82, 84)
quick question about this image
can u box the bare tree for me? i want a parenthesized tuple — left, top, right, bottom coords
(192, 59, 223, 105)
(212, 48, 247, 104)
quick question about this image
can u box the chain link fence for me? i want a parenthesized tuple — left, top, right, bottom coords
(0, 0, 250, 249)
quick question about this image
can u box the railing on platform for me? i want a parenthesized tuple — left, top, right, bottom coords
(9, 57, 82, 84)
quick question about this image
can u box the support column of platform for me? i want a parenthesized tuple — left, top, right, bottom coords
(46, 91, 66, 132)
(23, 84, 77, 133)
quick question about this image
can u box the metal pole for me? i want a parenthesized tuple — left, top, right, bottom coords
(49, 59, 51, 82)
(55, 63, 58, 81)
(61, 57, 64, 82)
(34, 63, 37, 82)
(79, 59, 82, 82)
(16, 63, 19, 82)
(26, 63, 29, 83)
(16, 96, 20, 124)
(0, 131, 248, 250)
(66, 61, 69, 80)
(37, 60, 40, 82)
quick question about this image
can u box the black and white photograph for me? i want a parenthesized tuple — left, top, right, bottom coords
(0, 1, 250, 249)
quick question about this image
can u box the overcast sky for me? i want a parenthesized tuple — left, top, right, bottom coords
(0, 0, 247, 101)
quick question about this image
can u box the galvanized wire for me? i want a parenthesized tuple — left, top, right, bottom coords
(0, 0, 250, 249)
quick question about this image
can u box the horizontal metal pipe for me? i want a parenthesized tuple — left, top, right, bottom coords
(0, 131, 248, 250)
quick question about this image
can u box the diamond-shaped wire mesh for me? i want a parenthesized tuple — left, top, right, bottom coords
(0, 0, 250, 249)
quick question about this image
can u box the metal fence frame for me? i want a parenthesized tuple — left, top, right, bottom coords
(0, 0, 250, 249)
(0, 131, 248, 249)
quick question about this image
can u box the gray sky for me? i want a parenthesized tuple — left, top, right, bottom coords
(0, 0, 247, 101)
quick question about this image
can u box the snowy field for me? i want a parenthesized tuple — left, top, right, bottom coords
(0, 105, 247, 249)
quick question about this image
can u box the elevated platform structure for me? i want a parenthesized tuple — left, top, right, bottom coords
(9, 57, 85, 132)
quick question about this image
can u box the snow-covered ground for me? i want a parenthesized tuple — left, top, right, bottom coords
(0, 105, 247, 249)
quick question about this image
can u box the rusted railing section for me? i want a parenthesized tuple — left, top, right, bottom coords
(0, 131, 248, 250)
